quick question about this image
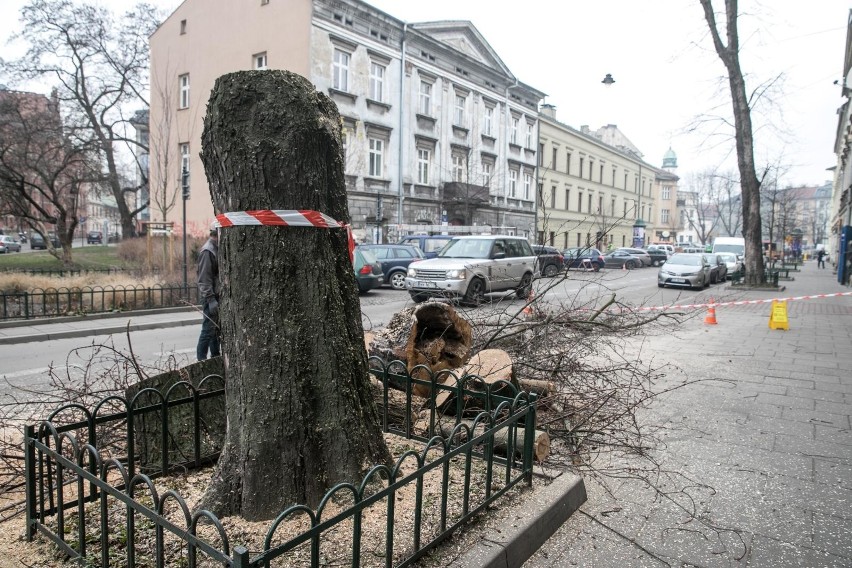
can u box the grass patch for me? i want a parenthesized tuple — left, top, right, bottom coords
(0, 246, 133, 271)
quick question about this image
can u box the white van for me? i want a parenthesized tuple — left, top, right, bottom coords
(712, 237, 745, 258)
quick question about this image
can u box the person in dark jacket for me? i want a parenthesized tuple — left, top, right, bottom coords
(817, 249, 826, 269)
(196, 227, 220, 360)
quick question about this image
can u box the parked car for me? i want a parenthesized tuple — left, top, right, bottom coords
(353, 246, 384, 294)
(357, 244, 425, 290)
(657, 253, 711, 290)
(643, 248, 669, 267)
(29, 232, 58, 249)
(704, 253, 728, 283)
(603, 250, 643, 269)
(87, 231, 103, 244)
(616, 247, 653, 267)
(649, 243, 675, 257)
(397, 235, 454, 259)
(562, 247, 605, 271)
(405, 235, 535, 305)
(715, 252, 743, 279)
(531, 245, 564, 277)
(0, 235, 22, 253)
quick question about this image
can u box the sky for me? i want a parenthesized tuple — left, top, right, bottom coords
(1, 0, 847, 188)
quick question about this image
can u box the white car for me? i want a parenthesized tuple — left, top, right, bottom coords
(715, 252, 743, 279)
(405, 236, 536, 306)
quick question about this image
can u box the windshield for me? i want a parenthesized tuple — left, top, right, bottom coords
(713, 244, 743, 254)
(438, 239, 494, 259)
(669, 255, 702, 266)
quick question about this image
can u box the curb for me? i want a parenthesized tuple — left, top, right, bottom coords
(0, 316, 199, 345)
(0, 305, 197, 330)
(450, 472, 587, 568)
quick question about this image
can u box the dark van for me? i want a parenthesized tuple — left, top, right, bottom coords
(397, 235, 453, 258)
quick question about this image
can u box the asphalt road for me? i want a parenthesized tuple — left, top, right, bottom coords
(0, 265, 735, 401)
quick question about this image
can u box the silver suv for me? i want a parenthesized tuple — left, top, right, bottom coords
(405, 235, 536, 305)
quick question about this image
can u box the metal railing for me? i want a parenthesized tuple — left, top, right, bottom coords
(1, 284, 197, 320)
(0, 268, 150, 278)
(24, 361, 538, 567)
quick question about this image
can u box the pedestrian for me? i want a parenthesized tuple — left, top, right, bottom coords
(197, 226, 220, 360)
(817, 249, 826, 269)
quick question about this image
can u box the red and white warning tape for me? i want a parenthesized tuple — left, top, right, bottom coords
(636, 291, 852, 312)
(213, 209, 355, 261)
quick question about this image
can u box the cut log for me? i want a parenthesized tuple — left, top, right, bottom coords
(434, 349, 517, 410)
(518, 378, 556, 400)
(432, 418, 550, 462)
(369, 378, 421, 427)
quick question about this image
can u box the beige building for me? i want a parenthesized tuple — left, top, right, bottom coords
(149, 0, 544, 241)
(536, 106, 659, 250)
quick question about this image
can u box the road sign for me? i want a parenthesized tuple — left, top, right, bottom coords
(80, 216, 87, 223)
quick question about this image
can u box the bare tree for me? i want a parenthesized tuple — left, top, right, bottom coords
(2, 0, 162, 239)
(0, 88, 90, 265)
(681, 170, 721, 245)
(699, 0, 767, 285)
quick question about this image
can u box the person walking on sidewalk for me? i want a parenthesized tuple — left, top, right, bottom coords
(197, 227, 220, 360)
(817, 249, 826, 269)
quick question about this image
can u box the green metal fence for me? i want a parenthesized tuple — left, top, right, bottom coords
(24, 361, 538, 567)
(1, 284, 197, 320)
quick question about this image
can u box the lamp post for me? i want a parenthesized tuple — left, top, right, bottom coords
(181, 166, 189, 294)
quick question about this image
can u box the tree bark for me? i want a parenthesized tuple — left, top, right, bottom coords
(198, 70, 390, 520)
(699, 0, 766, 285)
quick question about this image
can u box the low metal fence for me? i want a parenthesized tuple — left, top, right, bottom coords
(1, 268, 150, 278)
(0, 284, 197, 320)
(24, 361, 538, 567)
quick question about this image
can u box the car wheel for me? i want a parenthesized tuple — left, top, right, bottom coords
(543, 264, 559, 278)
(515, 273, 533, 299)
(658, 283, 665, 288)
(463, 278, 486, 306)
(593, 263, 601, 272)
(626, 260, 637, 270)
(389, 271, 407, 290)
(409, 292, 428, 303)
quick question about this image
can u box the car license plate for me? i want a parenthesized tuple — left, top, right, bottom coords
(671, 278, 686, 283)
(413, 280, 437, 288)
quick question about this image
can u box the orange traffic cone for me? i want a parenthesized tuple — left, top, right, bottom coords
(622, 262, 627, 272)
(704, 304, 718, 325)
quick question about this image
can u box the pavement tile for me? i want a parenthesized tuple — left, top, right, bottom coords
(785, 386, 846, 403)
(814, 425, 852, 447)
(724, 445, 814, 481)
(762, 375, 815, 389)
(773, 433, 852, 465)
(761, 475, 852, 519)
(813, 459, 852, 490)
(740, 414, 814, 440)
(754, 392, 815, 410)
(810, 399, 850, 416)
(780, 406, 851, 429)
(812, 511, 852, 559)
(746, 535, 850, 568)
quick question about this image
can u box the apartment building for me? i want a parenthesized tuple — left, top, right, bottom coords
(149, 0, 544, 242)
(536, 105, 661, 250)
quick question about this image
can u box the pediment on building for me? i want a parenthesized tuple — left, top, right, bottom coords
(409, 21, 513, 78)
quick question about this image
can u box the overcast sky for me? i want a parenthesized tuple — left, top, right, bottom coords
(1, 0, 847, 188)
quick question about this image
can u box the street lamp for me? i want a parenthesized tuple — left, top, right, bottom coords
(181, 166, 190, 294)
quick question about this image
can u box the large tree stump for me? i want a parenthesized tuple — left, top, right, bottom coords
(198, 70, 390, 520)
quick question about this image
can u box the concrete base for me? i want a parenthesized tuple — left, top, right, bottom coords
(450, 472, 587, 568)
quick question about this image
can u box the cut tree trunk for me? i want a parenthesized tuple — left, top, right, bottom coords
(198, 70, 390, 520)
(428, 418, 550, 462)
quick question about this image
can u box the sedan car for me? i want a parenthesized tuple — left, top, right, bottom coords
(531, 245, 564, 277)
(0, 235, 22, 253)
(643, 248, 669, 267)
(357, 244, 424, 290)
(87, 231, 103, 244)
(603, 250, 643, 269)
(715, 252, 742, 279)
(562, 247, 604, 271)
(657, 253, 711, 290)
(704, 253, 728, 283)
(616, 247, 653, 267)
(353, 246, 384, 294)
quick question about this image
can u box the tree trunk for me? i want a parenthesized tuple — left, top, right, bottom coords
(699, 0, 766, 285)
(198, 70, 391, 520)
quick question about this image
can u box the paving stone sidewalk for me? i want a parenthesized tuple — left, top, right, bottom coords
(529, 261, 852, 567)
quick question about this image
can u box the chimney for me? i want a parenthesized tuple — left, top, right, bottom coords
(540, 103, 556, 119)
(580, 125, 590, 134)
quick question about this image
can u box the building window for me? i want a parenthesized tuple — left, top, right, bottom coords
(589, 160, 594, 181)
(551, 186, 557, 209)
(598, 195, 603, 213)
(178, 74, 190, 109)
(369, 62, 385, 102)
(524, 173, 532, 200)
(600, 164, 604, 182)
(511, 117, 519, 145)
(552, 148, 558, 170)
(254, 52, 267, 70)
(180, 19, 187, 34)
(662, 209, 670, 223)
(578, 191, 583, 212)
(332, 49, 350, 92)
(368, 138, 383, 177)
(179, 143, 190, 181)
(454, 94, 466, 126)
(588, 193, 592, 212)
(611, 197, 615, 214)
(526, 123, 533, 148)
(662, 186, 671, 199)
(509, 169, 518, 197)
(624, 173, 628, 189)
(566, 152, 571, 175)
(612, 167, 617, 187)
(539, 143, 545, 166)
(579, 158, 584, 179)
(453, 154, 466, 182)
(565, 189, 570, 211)
(419, 80, 432, 115)
(484, 106, 494, 136)
(417, 148, 430, 185)
(482, 162, 492, 185)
